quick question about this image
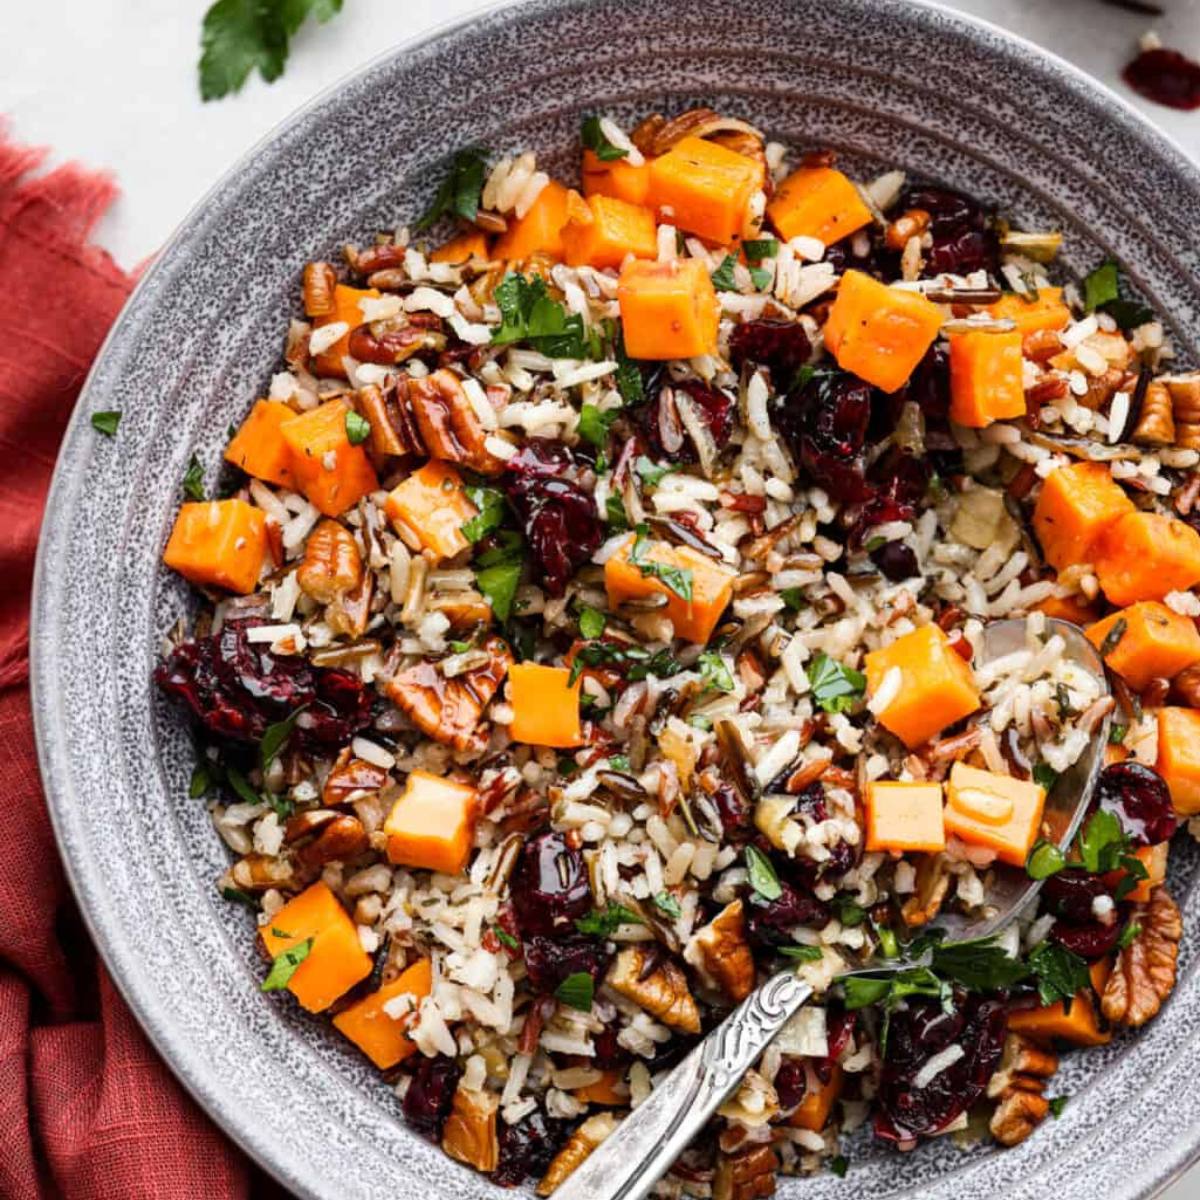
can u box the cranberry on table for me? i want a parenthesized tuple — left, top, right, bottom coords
(1123, 47, 1200, 111)
(1095, 761, 1177, 847)
(402, 1055, 462, 1142)
(509, 830, 593, 938)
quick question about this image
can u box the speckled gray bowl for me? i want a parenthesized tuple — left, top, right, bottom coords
(30, 0, 1200, 1196)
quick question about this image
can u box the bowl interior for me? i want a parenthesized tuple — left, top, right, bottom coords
(32, 1, 1200, 1197)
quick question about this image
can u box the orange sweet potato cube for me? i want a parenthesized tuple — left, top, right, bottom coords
(1095, 512, 1200, 606)
(1157, 706, 1200, 815)
(987, 287, 1070, 336)
(163, 499, 267, 595)
(788, 1064, 844, 1132)
(604, 533, 735, 644)
(562, 194, 658, 269)
(864, 624, 981, 749)
(864, 782, 946, 854)
(260, 882, 373, 1013)
(823, 270, 943, 393)
(430, 231, 490, 264)
(312, 284, 379, 378)
(1035, 593, 1100, 626)
(1085, 601, 1200, 691)
(944, 762, 1046, 867)
(508, 663, 583, 748)
(224, 399, 296, 487)
(766, 167, 872, 246)
(1031, 462, 1134, 572)
(332, 958, 433, 1069)
(948, 330, 1026, 428)
(383, 460, 476, 561)
(281, 399, 379, 517)
(617, 258, 719, 360)
(646, 135, 764, 244)
(385, 771, 479, 875)
(493, 180, 571, 261)
(582, 148, 652, 206)
(1007, 989, 1111, 1046)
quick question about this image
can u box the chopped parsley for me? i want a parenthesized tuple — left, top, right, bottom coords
(1032, 763, 1058, 792)
(1049, 1096, 1069, 1119)
(830, 1156, 849, 1178)
(1082, 261, 1154, 330)
(743, 238, 779, 262)
(575, 904, 643, 937)
(1108, 723, 1128, 746)
(554, 971, 595, 1011)
(567, 640, 681, 685)
(630, 523, 693, 601)
(415, 146, 488, 230)
(221, 886, 258, 908)
(1076, 808, 1126, 874)
(91, 410, 121, 437)
(605, 492, 630, 531)
(494, 927, 521, 952)
(491, 273, 589, 357)
(1026, 940, 1090, 1009)
(653, 892, 683, 919)
(578, 403, 620, 448)
(189, 761, 216, 799)
(806, 652, 866, 714)
(462, 485, 508, 543)
(259, 707, 305, 771)
(780, 944, 824, 962)
(745, 844, 782, 901)
(182, 453, 206, 501)
(1116, 922, 1142, 950)
(580, 116, 628, 161)
(710, 254, 739, 292)
(834, 898, 866, 928)
(698, 650, 735, 693)
(344, 410, 370, 445)
(261, 937, 313, 991)
(473, 532, 524, 623)
(634, 455, 677, 487)
(1026, 839, 1067, 881)
(780, 587, 806, 612)
(577, 606, 606, 640)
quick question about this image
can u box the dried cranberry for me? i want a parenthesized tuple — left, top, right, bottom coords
(817, 1010, 858, 1083)
(505, 450, 601, 596)
(875, 989, 1006, 1143)
(1040, 871, 1111, 924)
(636, 381, 736, 462)
(402, 1055, 461, 1142)
(510, 830, 593, 938)
(522, 934, 609, 994)
(745, 879, 830, 948)
(774, 1057, 807, 1110)
(899, 186, 997, 279)
(871, 541, 919, 581)
(592, 1022, 631, 1070)
(1123, 47, 1200, 111)
(713, 783, 754, 841)
(494, 1111, 565, 1187)
(896, 344, 951, 420)
(778, 371, 873, 503)
(1049, 919, 1121, 960)
(729, 319, 812, 390)
(1095, 762, 1177, 847)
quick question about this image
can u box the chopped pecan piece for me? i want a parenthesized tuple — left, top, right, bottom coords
(536, 1111, 619, 1196)
(1165, 373, 1200, 423)
(322, 749, 390, 806)
(990, 1088, 1050, 1148)
(684, 899, 756, 1002)
(986, 1032, 1057, 1100)
(356, 382, 422, 458)
(327, 570, 374, 639)
(630, 107, 763, 159)
(713, 1143, 778, 1200)
(1101, 886, 1181, 1027)
(302, 261, 337, 318)
(348, 317, 446, 366)
(442, 1085, 499, 1173)
(284, 809, 369, 868)
(1171, 661, 1200, 707)
(296, 520, 363, 604)
(901, 853, 950, 927)
(227, 853, 293, 892)
(1132, 379, 1176, 445)
(384, 634, 513, 753)
(717, 1069, 779, 1128)
(404, 368, 507, 475)
(607, 946, 701, 1034)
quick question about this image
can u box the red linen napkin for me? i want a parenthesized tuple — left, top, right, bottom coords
(0, 123, 286, 1200)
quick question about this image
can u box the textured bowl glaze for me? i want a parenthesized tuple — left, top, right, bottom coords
(31, 1, 1200, 1197)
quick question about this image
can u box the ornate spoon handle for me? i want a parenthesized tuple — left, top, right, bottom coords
(553, 972, 814, 1200)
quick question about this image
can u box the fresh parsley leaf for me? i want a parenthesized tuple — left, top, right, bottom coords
(269, 926, 292, 939)
(611, 320, 645, 406)
(259, 708, 305, 772)
(263, 790, 294, 821)
(1076, 808, 1126, 874)
(554, 971, 595, 1011)
(874, 923, 900, 959)
(711, 254, 738, 292)
(261, 937, 313, 991)
(579, 403, 619, 448)
(605, 493, 630, 531)
(494, 926, 521, 952)
(578, 606, 606, 640)
(476, 560, 521, 623)
(1116, 922, 1141, 950)
(224, 765, 262, 807)
(748, 265, 773, 291)
(1083, 262, 1120, 313)
(779, 944, 824, 962)
(491, 273, 588, 357)
(1032, 763, 1058, 792)
(1108, 723, 1128, 745)
(189, 762, 216, 799)
(607, 754, 631, 771)
(1049, 1096, 1069, 1119)
(780, 587, 805, 612)
(462, 485, 507, 543)
(698, 650, 735, 693)
(806, 652, 866, 714)
(343, 410, 370, 446)
(1099, 617, 1128, 659)
(652, 892, 682, 919)
(91, 410, 121, 437)
(182, 453, 206, 501)
(567, 640, 682, 685)
(1027, 940, 1090, 1009)
(930, 936, 1029, 992)
(835, 898, 866, 928)
(1113, 853, 1150, 901)
(414, 146, 488, 230)
(1026, 839, 1067, 880)
(630, 523, 693, 601)
(220, 886, 258, 908)
(575, 904, 643, 937)
(745, 844, 782, 901)
(843, 975, 893, 1010)
(581, 116, 628, 161)
(830, 1156, 849, 1178)
(199, 0, 343, 101)
(743, 238, 779, 262)
(634, 455, 677, 487)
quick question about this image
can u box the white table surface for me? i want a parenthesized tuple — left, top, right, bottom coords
(6, 0, 1200, 1195)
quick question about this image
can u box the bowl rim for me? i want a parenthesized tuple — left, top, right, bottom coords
(30, 1, 1200, 1197)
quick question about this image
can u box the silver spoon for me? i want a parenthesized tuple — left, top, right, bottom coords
(554, 617, 1110, 1200)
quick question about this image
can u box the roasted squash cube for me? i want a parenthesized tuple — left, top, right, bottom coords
(430, 230, 490, 264)
(224, 399, 296, 487)
(646, 135, 764, 244)
(944, 762, 1046, 867)
(864, 781, 946, 854)
(1094, 512, 1200, 606)
(582, 148, 652, 206)
(1085, 601, 1200, 691)
(1007, 989, 1111, 1047)
(493, 180, 571, 261)
(162, 499, 267, 595)
(617, 258, 720, 360)
(1156, 706, 1200, 815)
(987, 287, 1070, 336)
(383, 460, 476, 561)
(864, 623, 981, 749)
(766, 167, 872, 246)
(788, 1063, 844, 1132)
(562, 193, 658, 269)
(384, 770, 478, 875)
(332, 958, 432, 1069)
(312, 284, 379, 378)
(948, 329, 1026, 428)
(508, 663, 583, 748)
(281, 399, 379, 517)
(1031, 462, 1134, 572)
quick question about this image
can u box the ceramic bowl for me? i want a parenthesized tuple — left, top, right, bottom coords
(32, 1, 1200, 1196)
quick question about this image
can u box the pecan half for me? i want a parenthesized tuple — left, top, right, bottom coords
(384, 634, 513, 753)
(631, 107, 763, 159)
(1165, 373, 1200, 423)
(227, 853, 293, 892)
(536, 1111, 618, 1195)
(1102, 886, 1181, 1027)
(684, 899, 756, 1002)
(442, 1086, 499, 1174)
(713, 1143, 778, 1200)
(1132, 379, 1176, 445)
(327, 570, 374, 639)
(297, 520, 363, 604)
(348, 319, 446, 366)
(285, 810, 369, 869)
(986, 1032, 1057, 1101)
(405, 368, 506, 475)
(357, 381, 423, 458)
(322, 749, 390, 806)
(302, 261, 337, 318)
(607, 946, 701, 1033)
